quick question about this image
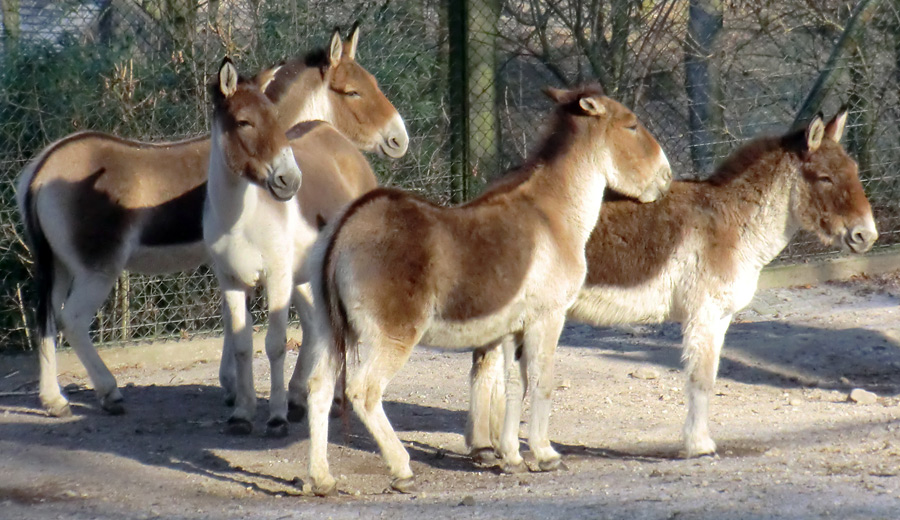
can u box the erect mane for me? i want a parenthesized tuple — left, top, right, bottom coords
(261, 47, 330, 104)
(705, 133, 795, 186)
(469, 85, 605, 206)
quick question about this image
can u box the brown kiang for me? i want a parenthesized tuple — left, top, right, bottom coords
(297, 84, 672, 495)
(466, 109, 878, 461)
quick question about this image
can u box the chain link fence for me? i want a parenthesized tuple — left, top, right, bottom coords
(0, 0, 897, 353)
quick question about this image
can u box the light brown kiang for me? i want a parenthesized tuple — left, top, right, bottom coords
(16, 26, 407, 420)
(296, 85, 672, 495)
(466, 110, 878, 462)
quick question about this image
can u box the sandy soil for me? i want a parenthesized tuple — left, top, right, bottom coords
(1, 273, 899, 520)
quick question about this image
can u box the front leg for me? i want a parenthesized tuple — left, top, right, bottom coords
(681, 312, 732, 457)
(221, 287, 255, 434)
(263, 268, 293, 437)
(523, 314, 566, 471)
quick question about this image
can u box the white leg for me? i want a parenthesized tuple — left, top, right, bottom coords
(466, 339, 506, 463)
(346, 337, 417, 492)
(263, 270, 292, 437)
(287, 283, 315, 421)
(498, 332, 528, 472)
(524, 314, 565, 471)
(57, 272, 123, 414)
(221, 286, 255, 434)
(681, 312, 731, 457)
(219, 300, 237, 407)
(305, 329, 339, 496)
(38, 263, 73, 417)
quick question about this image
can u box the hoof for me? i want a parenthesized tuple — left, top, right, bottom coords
(470, 447, 498, 465)
(537, 458, 567, 472)
(101, 398, 126, 416)
(265, 417, 289, 438)
(312, 481, 338, 497)
(390, 476, 417, 494)
(45, 402, 73, 418)
(224, 417, 253, 436)
(500, 461, 528, 474)
(287, 402, 307, 423)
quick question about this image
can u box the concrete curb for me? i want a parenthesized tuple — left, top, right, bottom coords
(759, 246, 900, 289)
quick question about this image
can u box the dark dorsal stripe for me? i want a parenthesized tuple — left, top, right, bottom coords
(588, 134, 796, 288)
(286, 120, 326, 140)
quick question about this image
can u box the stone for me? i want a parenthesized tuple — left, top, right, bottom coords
(631, 367, 660, 380)
(459, 495, 476, 507)
(848, 388, 878, 405)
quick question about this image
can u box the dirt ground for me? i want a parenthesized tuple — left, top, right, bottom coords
(1, 273, 900, 520)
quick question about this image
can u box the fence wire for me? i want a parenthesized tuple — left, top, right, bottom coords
(0, 0, 897, 353)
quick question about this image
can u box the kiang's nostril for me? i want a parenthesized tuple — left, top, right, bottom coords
(389, 137, 400, 148)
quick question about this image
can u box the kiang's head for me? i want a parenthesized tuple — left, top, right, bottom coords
(788, 110, 877, 253)
(212, 58, 301, 202)
(543, 85, 671, 203)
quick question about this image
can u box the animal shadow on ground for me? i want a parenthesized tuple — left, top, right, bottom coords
(0, 381, 472, 494)
(561, 318, 900, 396)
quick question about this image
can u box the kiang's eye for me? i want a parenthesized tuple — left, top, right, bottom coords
(626, 123, 638, 132)
(817, 176, 834, 185)
(237, 120, 253, 128)
(344, 90, 360, 98)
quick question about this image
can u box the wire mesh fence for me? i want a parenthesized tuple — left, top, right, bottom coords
(0, 0, 897, 353)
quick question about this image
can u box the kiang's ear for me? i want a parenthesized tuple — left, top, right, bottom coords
(805, 114, 825, 153)
(329, 27, 343, 67)
(542, 86, 568, 103)
(219, 58, 239, 98)
(824, 107, 848, 143)
(255, 64, 281, 94)
(578, 95, 606, 117)
(345, 23, 360, 60)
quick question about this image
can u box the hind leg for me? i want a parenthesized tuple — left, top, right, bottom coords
(305, 327, 340, 496)
(219, 303, 238, 407)
(681, 312, 731, 457)
(466, 338, 506, 464)
(287, 283, 314, 421)
(38, 263, 73, 417)
(346, 336, 417, 492)
(57, 272, 123, 414)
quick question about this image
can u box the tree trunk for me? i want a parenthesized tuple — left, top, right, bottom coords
(847, 45, 872, 177)
(1, 0, 20, 52)
(793, 0, 880, 128)
(465, 0, 500, 191)
(684, 0, 724, 177)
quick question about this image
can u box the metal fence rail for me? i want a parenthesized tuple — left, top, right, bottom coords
(0, 0, 897, 352)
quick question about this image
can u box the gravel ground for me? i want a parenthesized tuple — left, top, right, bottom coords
(1, 273, 899, 520)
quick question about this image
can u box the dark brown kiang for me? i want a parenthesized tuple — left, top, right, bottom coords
(466, 109, 878, 462)
(17, 26, 407, 421)
(297, 85, 672, 495)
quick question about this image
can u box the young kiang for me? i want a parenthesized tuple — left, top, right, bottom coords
(202, 58, 306, 438)
(296, 85, 672, 495)
(16, 26, 407, 420)
(466, 110, 878, 461)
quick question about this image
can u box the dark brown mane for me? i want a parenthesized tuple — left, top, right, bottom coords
(706, 128, 805, 186)
(467, 85, 604, 207)
(262, 48, 329, 104)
